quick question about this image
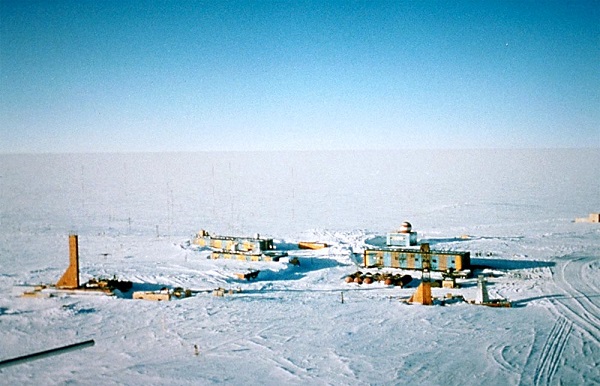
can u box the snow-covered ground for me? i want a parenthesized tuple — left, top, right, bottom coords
(0, 149, 598, 385)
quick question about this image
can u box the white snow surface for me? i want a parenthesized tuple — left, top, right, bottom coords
(0, 149, 599, 385)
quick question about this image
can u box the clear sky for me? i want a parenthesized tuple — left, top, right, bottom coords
(1, 0, 598, 152)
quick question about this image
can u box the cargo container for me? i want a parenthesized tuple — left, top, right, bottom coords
(298, 241, 328, 250)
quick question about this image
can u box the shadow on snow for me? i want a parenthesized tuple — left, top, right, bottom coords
(471, 258, 555, 271)
(233, 256, 345, 283)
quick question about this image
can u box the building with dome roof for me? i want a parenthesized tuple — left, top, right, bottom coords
(386, 221, 418, 247)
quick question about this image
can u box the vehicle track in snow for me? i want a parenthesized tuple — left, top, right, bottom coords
(551, 256, 600, 346)
(532, 316, 573, 386)
(487, 343, 520, 375)
(526, 255, 600, 385)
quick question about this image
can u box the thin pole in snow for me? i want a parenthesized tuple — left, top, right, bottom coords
(80, 165, 85, 213)
(291, 167, 295, 222)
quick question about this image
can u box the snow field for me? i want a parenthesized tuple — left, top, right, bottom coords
(0, 150, 598, 385)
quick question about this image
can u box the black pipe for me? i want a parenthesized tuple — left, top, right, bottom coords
(0, 339, 95, 368)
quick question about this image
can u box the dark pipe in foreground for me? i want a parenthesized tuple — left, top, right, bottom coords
(0, 339, 95, 368)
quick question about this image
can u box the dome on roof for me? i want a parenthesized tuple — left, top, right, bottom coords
(399, 221, 412, 233)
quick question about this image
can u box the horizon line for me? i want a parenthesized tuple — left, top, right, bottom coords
(1, 146, 599, 156)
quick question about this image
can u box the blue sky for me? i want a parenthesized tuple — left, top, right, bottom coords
(1, 0, 598, 152)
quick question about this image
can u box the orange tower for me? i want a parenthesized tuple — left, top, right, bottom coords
(408, 281, 433, 305)
(408, 253, 433, 305)
(56, 234, 80, 289)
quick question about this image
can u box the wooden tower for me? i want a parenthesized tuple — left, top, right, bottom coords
(409, 250, 432, 305)
(56, 234, 80, 289)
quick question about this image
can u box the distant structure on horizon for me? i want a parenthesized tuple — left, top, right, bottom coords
(575, 213, 600, 223)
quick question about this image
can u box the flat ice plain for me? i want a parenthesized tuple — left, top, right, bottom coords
(0, 149, 598, 385)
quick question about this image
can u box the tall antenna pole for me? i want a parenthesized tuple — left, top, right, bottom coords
(291, 166, 295, 222)
(81, 165, 85, 213)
